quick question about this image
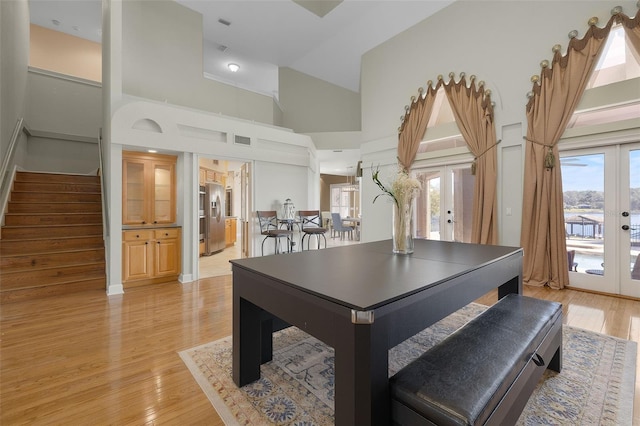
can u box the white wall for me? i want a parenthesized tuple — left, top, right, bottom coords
(359, 0, 637, 245)
(107, 98, 318, 292)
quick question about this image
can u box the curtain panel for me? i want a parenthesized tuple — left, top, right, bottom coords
(397, 86, 438, 171)
(397, 75, 498, 245)
(520, 9, 638, 289)
(443, 76, 498, 245)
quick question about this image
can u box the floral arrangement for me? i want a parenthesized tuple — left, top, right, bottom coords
(372, 165, 422, 208)
(372, 165, 422, 253)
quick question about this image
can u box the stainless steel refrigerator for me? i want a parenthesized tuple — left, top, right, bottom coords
(204, 182, 226, 254)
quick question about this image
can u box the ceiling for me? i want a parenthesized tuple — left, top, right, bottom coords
(28, 0, 454, 175)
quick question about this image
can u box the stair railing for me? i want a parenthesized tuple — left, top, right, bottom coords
(98, 128, 109, 237)
(0, 118, 26, 224)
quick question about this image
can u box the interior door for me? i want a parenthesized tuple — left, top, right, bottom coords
(414, 163, 474, 242)
(561, 143, 640, 297)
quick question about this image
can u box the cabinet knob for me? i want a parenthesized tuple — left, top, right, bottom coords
(136, 234, 140, 238)
(154, 221, 158, 224)
(145, 241, 148, 245)
(142, 221, 146, 224)
(165, 233, 169, 236)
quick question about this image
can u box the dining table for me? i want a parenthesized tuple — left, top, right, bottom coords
(230, 239, 523, 425)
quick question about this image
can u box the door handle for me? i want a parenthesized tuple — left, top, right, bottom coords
(622, 225, 630, 231)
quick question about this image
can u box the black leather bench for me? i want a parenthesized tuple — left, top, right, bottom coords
(390, 294, 562, 426)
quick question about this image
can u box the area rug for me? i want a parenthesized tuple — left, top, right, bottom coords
(179, 303, 637, 425)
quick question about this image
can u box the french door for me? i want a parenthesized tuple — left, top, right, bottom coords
(561, 143, 640, 297)
(414, 163, 474, 242)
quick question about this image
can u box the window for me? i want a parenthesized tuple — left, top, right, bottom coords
(567, 24, 640, 130)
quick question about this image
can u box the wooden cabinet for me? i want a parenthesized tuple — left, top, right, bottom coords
(225, 218, 237, 246)
(122, 228, 181, 287)
(123, 151, 177, 226)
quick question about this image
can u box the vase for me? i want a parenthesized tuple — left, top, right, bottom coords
(392, 199, 414, 254)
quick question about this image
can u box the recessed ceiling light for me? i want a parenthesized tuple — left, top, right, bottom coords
(228, 63, 240, 72)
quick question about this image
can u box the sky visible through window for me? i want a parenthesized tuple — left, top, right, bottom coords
(561, 154, 604, 192)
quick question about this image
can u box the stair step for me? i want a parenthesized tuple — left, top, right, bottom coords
(13, 181, 101, 193)
(2, 171, 107, 301)
(2, 224, 103, 240)
(0, 278, 106, 303)
(4, 213, 102, 226)
(0, 263, 106, 291)
(7, 202, 102, 213)
(15, 171, 99, 184)
(0, 236, 105, 256)
(10, 191, 102, 202)
(1, 248, 106, 272)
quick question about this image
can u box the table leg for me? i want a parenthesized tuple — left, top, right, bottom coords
(334, 321, 389, 425)
(232, 295, 262, 386)
(498, 274, 522, 299)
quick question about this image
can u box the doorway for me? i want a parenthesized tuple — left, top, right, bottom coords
(561, 143, 640, 297)
(414, 163, 474, 242)
(198, 158, 251, 278)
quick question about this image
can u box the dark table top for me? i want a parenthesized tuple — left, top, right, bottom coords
(230, 239, 522, 311)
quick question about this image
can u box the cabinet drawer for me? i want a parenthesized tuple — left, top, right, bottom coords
(155, 228, 180, 239)
(123, 230, 153, 241)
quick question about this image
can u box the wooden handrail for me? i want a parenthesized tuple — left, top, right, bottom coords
(98, 128, 109, 237)
(0, 118, 26, 224)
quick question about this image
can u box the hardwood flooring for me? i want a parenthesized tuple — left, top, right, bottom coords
(1, 276, 638, 424)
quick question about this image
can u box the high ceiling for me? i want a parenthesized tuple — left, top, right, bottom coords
(28, 0, 455, 174)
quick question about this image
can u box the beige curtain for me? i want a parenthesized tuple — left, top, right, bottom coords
(620, 10, 640, 55)
(397, 86, 438, 171)
(443, 76, 498, 245)
(520, 14, 624, 289)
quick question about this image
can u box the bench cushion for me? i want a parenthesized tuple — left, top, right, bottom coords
(390, 294, 562, 426)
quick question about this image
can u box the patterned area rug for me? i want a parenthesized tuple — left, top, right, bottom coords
(179, 303, 636, 425)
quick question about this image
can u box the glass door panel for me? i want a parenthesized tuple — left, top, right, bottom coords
(415, 171, 440, 240)
(620, 145, 640, 297)
(561, 143, 639, 297)
(415, 164, 473, 242)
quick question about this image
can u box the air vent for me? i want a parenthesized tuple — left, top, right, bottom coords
(218, 18, 231, 26)
(235, 135, 251, 146)
(216, 43, 228, 52)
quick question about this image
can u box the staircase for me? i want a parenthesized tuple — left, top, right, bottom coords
(0, 171, 106, 302)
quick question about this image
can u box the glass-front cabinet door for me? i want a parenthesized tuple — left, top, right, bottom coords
(123, 158, 147, 225)
(122, 151, 177, 226)
(152, 161, 176, 224)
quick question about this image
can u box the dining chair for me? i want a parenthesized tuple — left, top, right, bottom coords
(298, 210, 328, 250)
(257, 210, 293, 255)
(567, 250, 578, 272)
(331, 212, 354, 240)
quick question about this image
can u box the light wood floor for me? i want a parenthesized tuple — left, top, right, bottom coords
(1, 276, 639, 424)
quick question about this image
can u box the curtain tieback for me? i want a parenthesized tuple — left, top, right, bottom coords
(471, 139, 501, 175)
(525, 137, 556, 169)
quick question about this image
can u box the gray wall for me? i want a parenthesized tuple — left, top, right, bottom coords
(27, 71, 102, 138)
(0, 0, 29, 167)
(279, 67, 361, 133)
(122, 0, 278, 126)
